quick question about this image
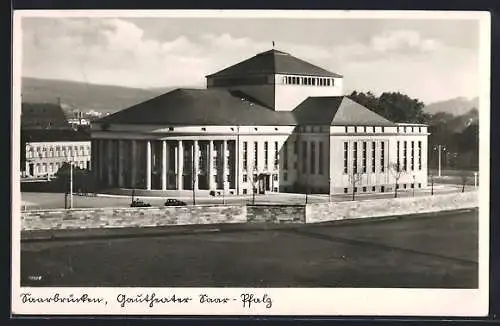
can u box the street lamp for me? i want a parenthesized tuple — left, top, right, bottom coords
(430, 174, 434, 196)
(412, 174, 416, 197)
(433, 145, 447, 177)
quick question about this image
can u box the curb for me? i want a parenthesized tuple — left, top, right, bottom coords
(20, 208, 477, 243)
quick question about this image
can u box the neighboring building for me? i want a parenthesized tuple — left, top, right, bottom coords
(91, 49, 429, 194)
(21, 102, 70, 130)
(22, 129, 91, 178)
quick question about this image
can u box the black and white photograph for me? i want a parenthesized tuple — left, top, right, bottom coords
(11, 10, 490, 316)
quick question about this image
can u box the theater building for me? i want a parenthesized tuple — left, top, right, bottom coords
(91, 49, 429, 195)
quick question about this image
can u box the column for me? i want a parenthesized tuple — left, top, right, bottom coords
(146, 140, 151, 190)
(118, 140, 124, 187)
(222, 140, 228, 190)
(316, 141, 321, 176)
(208, 140, 214, 190)
(162, 140, 167, 190)
(177, 140, 184, 190)
(131, 140, 137, 188)
(193, 140, 199, 190)
(107, 139, 113, 187)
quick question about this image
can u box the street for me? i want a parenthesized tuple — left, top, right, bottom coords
(21, 209, 478, 288)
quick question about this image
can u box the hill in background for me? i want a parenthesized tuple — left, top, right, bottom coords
(423, 97, 479, 116)
(21, 77, 172, 114)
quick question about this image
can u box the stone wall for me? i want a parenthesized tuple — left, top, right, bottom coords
(21, 192, 478, 231)
(305, 191, 478, 223)
(22, 205, 246, 231)
(246, 205, 306, 223)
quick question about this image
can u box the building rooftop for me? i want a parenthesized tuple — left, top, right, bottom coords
(22, 129, 91, 143)
(21, 102, 70, 130)
(96, 88, 395, 127)
(206, 49, 343, 78)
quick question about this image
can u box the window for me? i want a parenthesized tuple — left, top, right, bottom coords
(264, 141, 269, 170)
(381, 126, 385, 133)
(397, 141, 400, 171)
(354, 187, 358, 193)
(243, 189, 247, 194)
(310, 142, 316, 174)
(362, 142, 367, 173)
(344, 188, 348, 193)
(403, 141, 408, 171)
(274, 141, 279, 170)
(345, 126, 348, 133)
(363, 187, 367, 192)
(380, 142, 385, 172)
(371, 141, 376, 173)
(411, 141, 415, 171)
(243, 174, 248, 182)
(411, 183, 415, 188)
(243, 142, 248, 171)
(318, 141, 324, 175)
(343, 142, 348, 174)
(418, 183, 422, 188)
(363, 126, 367, 133)
(273, 174, 278, 181)
(283, 143, 288, 170)
(353, 142, 358, 174)
(302, 141, 308, 173)
(253, 142, 258, 170)
(372, 186, 376, 191)
(418, 127, 422, 133)
(283, 172, 288, 181)
(381, 186, 385, 193)
(169, 127, 174, 131)
(403, 184, 407, 189)
(418, 141, 422, 170)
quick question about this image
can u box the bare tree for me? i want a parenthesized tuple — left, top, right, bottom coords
(389, 162, 403, 198)
(460, 174, 469, 193)
(249, 173, 261, 205)
(348, 170, 363, 201)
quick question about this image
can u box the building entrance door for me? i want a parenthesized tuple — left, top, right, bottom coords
(28, 163, 34, 176)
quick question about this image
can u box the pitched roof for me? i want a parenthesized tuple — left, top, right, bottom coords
(292, 97, 396, 126)
(97, 89, 395, 127)
(22, 129, 91, 143)
(206, 49, 343, 78)
(97, 88, 297, 126)
(21, 102, 70, 130)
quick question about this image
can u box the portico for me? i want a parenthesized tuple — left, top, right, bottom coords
(93, 138, 237, 192)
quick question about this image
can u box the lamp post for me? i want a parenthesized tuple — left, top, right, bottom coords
(474, 171, 478, 189)
(69, 161, 74, 209)
(412, 174, 416, 197)
(433, 145, 447, 177)
(430, 174, 434, 196)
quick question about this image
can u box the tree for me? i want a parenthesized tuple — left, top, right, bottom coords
(389, 162, 403, 198)
(348, 169, 363, 201)
(460, 174, 469, 193)
(348, 91, 429, 124)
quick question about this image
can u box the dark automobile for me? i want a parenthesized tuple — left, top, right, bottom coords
(130, 199, 151, 207)
(164, 199, 187, 206)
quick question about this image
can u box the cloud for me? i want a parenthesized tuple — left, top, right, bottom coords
(21, 18, 479, 103)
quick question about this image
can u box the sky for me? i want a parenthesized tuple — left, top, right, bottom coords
(20, 15, 481, 104)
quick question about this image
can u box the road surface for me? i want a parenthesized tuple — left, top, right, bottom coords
(21, 209, 478, 288)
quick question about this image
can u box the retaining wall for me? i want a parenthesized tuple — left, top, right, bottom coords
(247, 205, 306, 223)
(22, 205, 247, 231)
(21, 192, 478, 231)
(306, 191, 478, 223)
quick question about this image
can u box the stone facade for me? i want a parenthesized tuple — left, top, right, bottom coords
(305, 192, 478, 223)
(246, 205, 306, 223)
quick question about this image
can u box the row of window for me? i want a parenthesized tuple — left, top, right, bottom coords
(283, 76, 335, 87)
(343, 183, 422, 194)
(243, 141, 281, 172)
(396, 140, 423, 172)
(344, 141, 422, 174)
(26, 145, 90, 159)
(29, 161, 89, 175)
(343, 126, 423, 133)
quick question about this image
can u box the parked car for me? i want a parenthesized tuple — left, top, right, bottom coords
(130, 199, 151, 207)
(164, 198, 187, 206)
